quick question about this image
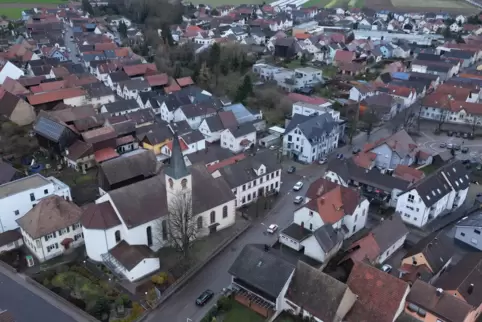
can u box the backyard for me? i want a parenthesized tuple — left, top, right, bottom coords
(0, 0, 67, 19)
(202, 297, 265, 322)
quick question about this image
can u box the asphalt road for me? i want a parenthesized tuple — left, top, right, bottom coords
(0, 271, 76, 322)
(64, 23, 79, 64)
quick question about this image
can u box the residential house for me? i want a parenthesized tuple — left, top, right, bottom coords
(17, 196, 84, 263)
(174, 103, 217, 129)
(361, 93, 400, 121)
(220, 123, 256, 153)
(0, 229, 23, 253)
(344, 261, 410, 322)
(342, 215, 409, 265)
(34, 116, 78, 155)
(105, 71, 130, 91)
(198, 111, 238, 143)
(64, 140, 94, 173)
(0, 90, 36, 126)
(333, 50, 356, 66)
(282, 261, 356, 322)
(116, 79, 150, 100)
(405, 280, 478, 322)
(349, 82, 376, 102)
(395, 161, 469, 228)
(291, 101, 338, 119)
(81, 137, 236, 281)
(100, 100, 140, 116)
(140, 126, 173, 156)
(283, 113, 341, 163)
(274, 37, 297, 59)
(228, 244, 295, 318)
(401, 231, 455, 283)
(212, 150, 282, 208)
(454, 212, 482, 250)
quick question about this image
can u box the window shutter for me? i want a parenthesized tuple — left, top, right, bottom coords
(53, 232, 56, 238)
(67, 227, 70, 233)
(45, 236, 49, 241)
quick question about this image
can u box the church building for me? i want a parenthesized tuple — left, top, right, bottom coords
(81, 135, 236, 281)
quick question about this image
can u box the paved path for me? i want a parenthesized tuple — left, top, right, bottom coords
(0, 266, 85, 322)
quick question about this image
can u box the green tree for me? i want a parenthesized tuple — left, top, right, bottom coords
(118, 20, 128, 39)
(7, 22, 14, 31)
(235, 75, 253, 103)
(82, 0, 94, 16)
(197, 62, 212, 91)
(300, 53, 308, 66)
(161, 23, 174, 46)
(211, 8, 220, 16)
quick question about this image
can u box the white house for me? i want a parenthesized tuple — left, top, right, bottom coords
(109, 16, 132, 28)
(0, 60, 24, 84)
(82, 136, 237, 281)
(349, 83, 376, 101)
(283, 113, 341, 163)
(395, 161, 469, 228)
(17, 196, 84, 263)
(198, 111, 239, 143)
(213, 150, 282, 208)
(174, 103, 217, 129)
(220, 123, 257, 153)
(291, 101, 339, 119)
(0, 174, 71, 233)
(116, 79, 151, 100)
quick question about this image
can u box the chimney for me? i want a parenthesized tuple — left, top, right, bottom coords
(468, 284, 474, 295)
(436, 288, 443, 296)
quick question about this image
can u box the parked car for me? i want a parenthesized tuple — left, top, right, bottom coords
(318, 158, 327, 164)
(352, 148, 361, 154)
(447, 143, 453, 149)
(454, 145, 461, 151)
(196, 290, 214, 306)
(462, 159, 471, 165)
(293, 181, 304, 191)
(456, 132, 461, 137)
(448, 131, 454, 136)
(381, 264, 392, 273)
(294, 196, 304, 204)
(439, 143, 446, 148)
(462, 147, 469, 153)
(267, 224, 278, 234)
(336, 153, 344, 159)
(287, 166, 296, 174)
(269, 145, 278, 150)
(463, 133, 469, 138)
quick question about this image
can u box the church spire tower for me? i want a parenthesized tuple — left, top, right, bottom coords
(165, 133, 192, 198)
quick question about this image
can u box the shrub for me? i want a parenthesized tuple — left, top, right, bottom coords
(121, 294, 132, 308)
(42, 278, 51, 288)
(216, 296, 232, 312)
(151, 272, 168, 285)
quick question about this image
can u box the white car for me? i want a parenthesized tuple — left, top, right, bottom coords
(318, 158, 327, 164)
(294, 196, 304, 204)
(267, 224, 278, 234)
(293, 181, 303, 191)
(381, 264, 392, 273)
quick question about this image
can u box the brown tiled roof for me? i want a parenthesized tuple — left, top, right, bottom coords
(0, 229, 22, 247)
(123, 63, 157, 77)
(48, 105, 96, 123)
(334, 50, 355, 63)
(353, 152, 376, 169)
(434, 253, 482, 307)
(164, 80, 181, 93)
(94, 148, 119, 163)
(407, 280, 473, 322)
(95, 42, 117, 51)
(346, 261, 409, 322)
(16, 196, 83, 239)
(81, 202, 121, 230)
(218, 111, 238, 128)
(109, 240, 157, 271)
(305, 177, 339, 200)
(30, 80, 66, 93)
(82, 126, 116, 144)
(399, 263, 432, 284)
(66, 140, 93, 161)
(2, 77, 30, 95)
(393, 165, 425, 183)
(17, 76, 45, 87)
(340, 233, 380, 264)
(0, 90, 21, 118)
(176, 76, 194, 87)
(145, 73, 168, 87)
(27, 88, 86, 105)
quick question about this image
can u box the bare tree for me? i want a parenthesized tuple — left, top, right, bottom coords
(436, 109, 448, 131)
(157, 192, 197, 258)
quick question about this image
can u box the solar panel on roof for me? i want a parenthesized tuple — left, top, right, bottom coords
(33, 117, 65, 142)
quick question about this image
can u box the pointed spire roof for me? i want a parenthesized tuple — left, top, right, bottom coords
(165, 133, 189, 180)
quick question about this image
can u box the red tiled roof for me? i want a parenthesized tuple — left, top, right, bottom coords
(27, 88, 86, 105)
(146, 73, 168, 87)
(176, 76, 194, 87)
(164, 81, 181, 93)
(346, 261, 409, 322)
(186, 25, 202, 32)
(165, 138, 188, 152)
(287, 93, 329, 105)
(30, 80, 66, 93)
(2, 77, 30, 95)
(123, 63, 157, 77)
(353, 151, 376, 169)
(334, 50, 354, 63)
(94, 147, 119, 163)
(95, 42, 117, 51)
(114, 47, 130, 57)
(294, 33, 310, 40)
(393, 165, 425, 183)
(340, 233, 380, 264)
(207, 154, 246, 172)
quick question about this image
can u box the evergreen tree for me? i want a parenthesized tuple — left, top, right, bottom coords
(197, 62, 212, 90)
(235, 75, 253, 103)
(300, 53, 308, 66)
(161, 24, 174, 47)
(82, 0, 94, 16)
(118, 21, 128, 39)
(208, 43, 221, 69)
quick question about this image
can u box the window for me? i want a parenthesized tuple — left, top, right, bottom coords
(14, 210, 19, 216)
(353, 225, 356, 233)
(181, 179, 187, 189)
(408, 194, 414, 203)
(253, 191, 256, 198)
(223, 206, 228, 218)
(36, 240, 41, 248)
(355, 214, 358, 222)
(461, 232, 466, 237)
(362, 209, 366, 216)
(210, 211, 216, 224)
(475, 229, 481, 235)
(162, 220, 168, 240)
(115, 230, 121, 243)
(309, 211, 313, 216)
(248, 194, 251, 201)
(146, 226, 153, 246)
(309, 223, 313, 230)
(30, 193, 35, 202)
(242, 185, 246, 191)
(197, 216, 203, 229)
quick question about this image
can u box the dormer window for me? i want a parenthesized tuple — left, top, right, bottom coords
(181, 179, 187, 189)
(168, 178, 174, 189)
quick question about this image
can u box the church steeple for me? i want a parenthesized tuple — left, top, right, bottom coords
(165, 133, 189, 180)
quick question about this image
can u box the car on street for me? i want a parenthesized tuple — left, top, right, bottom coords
(287, 166, 296, 174)
(381, 264, 392, 273)
(456, 132, 461, 137)
(293, 181, 304, 191)
(294, 196, 304, 204)
(454, 145, 461, 150)
(269, 145, 277, 150)
(439, 143, 446, 148)
(267, 224, 278, 234)
(196, 289, 214, 306)
(336, 153, 344, 159)
(448, 131, 454, 136)
(462, 147, 469, 153)
(318, 157, 327, 164)
(463, 133, 469, 138)
(447, 143, 453, 149)
(352, 148, 361, 154)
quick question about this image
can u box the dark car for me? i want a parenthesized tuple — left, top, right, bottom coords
(453, 145, 461, 151)
(352, 148, 361, 154)
(462, 159, 471, 165)
(462, 147, 469, 153)
(196, 289, 214, 306)
(287, 166, 296, 174)
(456, 132, 461, 137)
(448, 131, 454, 136)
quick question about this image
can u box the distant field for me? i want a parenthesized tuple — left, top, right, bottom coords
(188, 0, 262, 4)
(0, 7, 25, 17)
(0, 0, 65, 3)
(302, 0, 363, 8)
(390, 0, 475, 8)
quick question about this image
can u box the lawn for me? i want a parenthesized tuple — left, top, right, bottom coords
(223, 302, 265, 322)
(0, 7, 25, 18)
(302, 0, 333, 7)
(390, 0, 474, 8)
(419, 164, 442, 175)
(0, 0, 65, 3)
(188, 0, 262, 4)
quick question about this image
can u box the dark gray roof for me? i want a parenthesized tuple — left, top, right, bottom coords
(218, 151, 282, 188)
(160, 92, 192, 112)
(405, 160, 469, 207)
(457, 212, 482, 228)
(228, 244, 295, 299)
(228, 123, 256, 138)
(0, 162, 21, 185)
(103, 99, 138, 114)
(286, 113, 336, 142)
(187, 145, 234, 165)
(119, 79, 149, 91)
(404, 230, 455, 274)
(109, 240, 157, 271)
(168, 121, 192, 136)
(443, 50, 474, 60)
(165, 135, 190, 180)
(138, 91, 159, 105)
(371, 215, 409, 253)
(108, 71, 130, 83)
(82, 82, 113, 97)
(180, 102, 217, 118)
(313, 225, 344, 253)
(204, 114, 224, 132)
(281, 222, 312, 242)
(286, 261, 348, 321)
(181, 130, 204, 144)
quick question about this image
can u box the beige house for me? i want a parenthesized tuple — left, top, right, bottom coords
(0, 90, 36, 126)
